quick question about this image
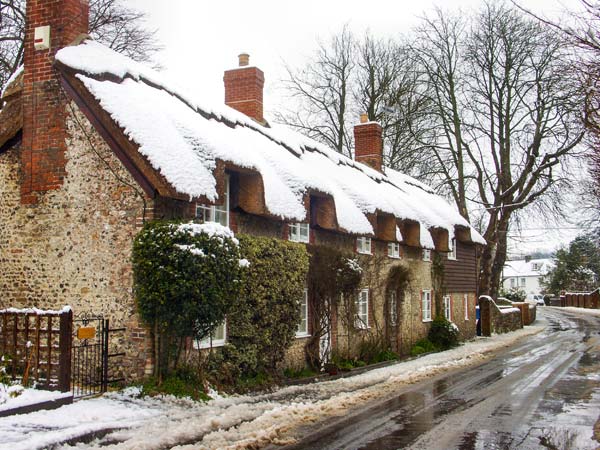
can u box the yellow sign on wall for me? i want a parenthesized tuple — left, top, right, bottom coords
(77, 326, 96, 340)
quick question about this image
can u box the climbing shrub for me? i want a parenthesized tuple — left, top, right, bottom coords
(428, 316, 460, 350)
(306, 245, 363, 369)
(208, 234, 309, 385)
(132, 220, 246, 378)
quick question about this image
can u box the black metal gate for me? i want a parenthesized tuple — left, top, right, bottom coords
(72, 315, 125, 398)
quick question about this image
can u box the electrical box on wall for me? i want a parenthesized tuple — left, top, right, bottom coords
(34, 26, 51, 51)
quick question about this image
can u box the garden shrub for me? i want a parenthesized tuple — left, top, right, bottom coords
(209, 234, 309, 384)
(410, 338, 438, 356)
(428, 316, 460, 350)
(499, 287, 527, 302)
(133, 220, 246, 378)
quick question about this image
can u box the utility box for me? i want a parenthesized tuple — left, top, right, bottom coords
(34, 26, 51, 51)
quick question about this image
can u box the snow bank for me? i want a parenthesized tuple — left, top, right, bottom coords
(0, 327, 541, 450)
(0, 385, 71, 412)
(555, 306, 600, 317)
(55, 40, 485, 245)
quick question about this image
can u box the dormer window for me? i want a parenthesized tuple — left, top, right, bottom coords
(532, 263, 540, 271)
(357, 237, 372, 255)
(448, 238, 457, 260)
(289, 223, 310, 243)
(196, 175, 229, 227)
(388, 242, 400, 258)
(422, 249, 431, 262)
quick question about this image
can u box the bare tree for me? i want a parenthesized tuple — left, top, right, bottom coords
(277, 26, 356, 157)
(413, 4, 584, 297)
(0, 0, 160, 95)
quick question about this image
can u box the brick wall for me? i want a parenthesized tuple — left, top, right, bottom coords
(353, 121, 383, 172)
(21, 0, 89, 204)
(223, 65, 265, 123)
(0, 105, 154, 380)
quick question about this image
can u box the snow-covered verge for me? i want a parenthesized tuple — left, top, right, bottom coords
(0, 384, 71, 412)
(0, 326, 542, 450)
(552, 306, 600, 317)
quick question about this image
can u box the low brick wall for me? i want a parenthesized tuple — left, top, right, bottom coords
(512, 302, 537, 326)
(479, 296, 523, 337)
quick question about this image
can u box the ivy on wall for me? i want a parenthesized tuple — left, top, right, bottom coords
(207, 234, 310, 385)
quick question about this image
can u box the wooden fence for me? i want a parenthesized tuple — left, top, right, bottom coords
(0, 308, 72, 392)
(561, 289, 600, 309)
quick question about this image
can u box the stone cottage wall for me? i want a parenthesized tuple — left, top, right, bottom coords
(0, 104, 154, 380)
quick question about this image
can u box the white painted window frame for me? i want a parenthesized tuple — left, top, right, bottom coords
(296, 289, 309, 337)
(388, 242, 400, 259)
(448, 238, 457, 260)
(196, 320, 227, 349)
(464, 294, 469, 320)
(443, 295, 452, 321)
(196, 174, 230, 227)
(389, 291, 398, 326)
(422, 249, 431, 262)
(357, 237, 372, 255)
(422, 290, 432, 322)
(355, 289, 369, 329)
(289, 223, 310, 243)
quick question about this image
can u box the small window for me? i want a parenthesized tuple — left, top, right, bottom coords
(422, 249, 431, 262)
(443, 295, 451, 321)
(532, 263, 539, 271)
(196, 321, 226, 349)
(389, 292, 398, 326)
(464, 294, 469, 320)
(357, 237, 372, 255)
(355, 289, 369, 329)
(196, 175, 230, 227)
(388, 242, 400, 258)
(520, 278, 526, 287)
(296, 289, 309, 337)
(448, 239, 457, 260)
(289, 223, 310, 243)
(422, 290, 432, 322)
(510, 278, 516, 288)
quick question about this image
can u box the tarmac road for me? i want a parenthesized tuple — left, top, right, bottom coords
(282, 308, 600, 450)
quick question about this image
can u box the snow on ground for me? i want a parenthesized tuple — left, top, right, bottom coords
(0, 327, 543, 450)
(554, 306, 600, 317)
(0, 385, 71, 412)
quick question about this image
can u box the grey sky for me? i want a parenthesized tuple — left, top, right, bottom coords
(126, 0, 585, 255)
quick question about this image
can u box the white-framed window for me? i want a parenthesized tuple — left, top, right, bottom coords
(196, 321, 227, 349)
(355, 289, 369, 329)
(422, 249, 431, 262)
(520, 277, 526, 287)
(389, 291, 398, 326)
(296, 289, 309, 337)
(357, 237, 372, 255)
(422, 290, 432, 322)
(388, 242, 400, 258)
(532, 263, 540, 271)
(464, 294, 469, 320)
(448, 239, 457, 260)
(510, 278, 516, 288)
(443, 295, 452, 321)
(289, 223, 310, 243)
(196, 174, 230, 227)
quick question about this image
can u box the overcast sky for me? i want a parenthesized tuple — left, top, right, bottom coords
(126, 0, 586, 256)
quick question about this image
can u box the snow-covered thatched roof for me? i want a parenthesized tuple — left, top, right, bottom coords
(55, 40, 485, 247)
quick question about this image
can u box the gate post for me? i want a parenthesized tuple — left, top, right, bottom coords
(479, 296, 492, 337)
(58, 309, 73, 392)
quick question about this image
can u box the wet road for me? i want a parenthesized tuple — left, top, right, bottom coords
(283, 308, 600, 450)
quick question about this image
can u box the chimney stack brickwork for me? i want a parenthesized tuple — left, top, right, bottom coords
(223, 54, 265, 123)
(354, 117, 383, 172)
(21, 0, 89, 204)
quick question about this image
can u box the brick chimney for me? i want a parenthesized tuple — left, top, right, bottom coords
(223, 54, 265, 124)
(354, 113, 383, 172)
(21, 0, 89, 205)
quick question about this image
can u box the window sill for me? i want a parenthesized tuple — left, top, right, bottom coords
(195, 340, 226, 350)
(295, 333, 310, 339)
(422, 319, 433, 323)
(388, 255, 401, 259)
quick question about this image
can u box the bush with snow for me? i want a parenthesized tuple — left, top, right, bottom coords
(428, 316, 460, 350)
(133, 220, 246, 378)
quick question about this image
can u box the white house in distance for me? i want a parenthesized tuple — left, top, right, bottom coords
(502, 258, 554, 295)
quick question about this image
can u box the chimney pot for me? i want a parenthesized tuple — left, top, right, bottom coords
(360, 113, 369, 123)
(239, 53, 250, 67)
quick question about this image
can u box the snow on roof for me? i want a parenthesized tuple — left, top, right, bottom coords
(503, 258, 554, 278)
(56, 40, 485, 244)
